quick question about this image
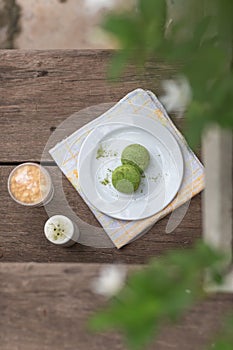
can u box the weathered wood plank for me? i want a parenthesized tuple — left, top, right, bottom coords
(0, 263, 232, 350)
(0, 49, 180, 162)
(0, 50, 202, 262)
(0, 165, 201, 263)
(0, 50, 230, 350)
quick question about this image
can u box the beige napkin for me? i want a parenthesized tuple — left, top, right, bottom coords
(50, 89, 204, 248)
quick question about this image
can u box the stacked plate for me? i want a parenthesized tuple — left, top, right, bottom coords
(78, 114, 183, 221)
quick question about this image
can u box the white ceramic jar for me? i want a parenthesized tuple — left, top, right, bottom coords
(44, 215, 80, 247)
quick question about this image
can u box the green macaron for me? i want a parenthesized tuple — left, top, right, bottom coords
(121, 144, 150, 174)
(112, 164, 141, 194)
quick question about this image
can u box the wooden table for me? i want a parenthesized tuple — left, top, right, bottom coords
(0, 50, 232, 350)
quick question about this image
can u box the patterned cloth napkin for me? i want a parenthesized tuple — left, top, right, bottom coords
(50, 89, 204, 248)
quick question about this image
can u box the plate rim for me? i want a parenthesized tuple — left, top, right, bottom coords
(78, 116, 184, 220)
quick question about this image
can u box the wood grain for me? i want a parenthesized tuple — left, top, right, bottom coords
(0, 49, 180, 163)
(0, 49, 202, 262)
(0, 165, 201, 263)
(0, 50, 230, 350)
(0, 263, 232, 350)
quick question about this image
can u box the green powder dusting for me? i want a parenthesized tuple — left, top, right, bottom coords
(100, 171, 111, 186)
(101, 178, 110, 186)
(151, 176, 159, 182)
(96, 144, 118, 159)
(96, 145, 106, 159)
(149, 173, 162, 182)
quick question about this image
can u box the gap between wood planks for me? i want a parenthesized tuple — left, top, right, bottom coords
(0, 161, 56, 166)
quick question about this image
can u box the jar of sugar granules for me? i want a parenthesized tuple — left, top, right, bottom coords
(8, 163, 54, 207)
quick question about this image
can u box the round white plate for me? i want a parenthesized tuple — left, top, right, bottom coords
(78, 115, 183, 220)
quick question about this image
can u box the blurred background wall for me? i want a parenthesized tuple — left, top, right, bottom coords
(0, 0, 135, 49)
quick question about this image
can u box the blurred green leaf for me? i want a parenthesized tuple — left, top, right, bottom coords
(107, 50, 130, 80)
(184, 100, 209, 147)
(103, 15, 141, 48)
(89, 241, 224, 350)
(184, 45, 227, 96)
(139, 0, 166, 49)
(101, 0, 233, 146)
(193, 16, 212, 45)
(91, 2, 233, 349)
(139, 0, 165, 22)
(217, 0, 233, 50)
(102, 0, 167, 68)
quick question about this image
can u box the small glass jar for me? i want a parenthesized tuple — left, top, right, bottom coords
(8, 162, 54, 207)
(44, 215, 80, 247)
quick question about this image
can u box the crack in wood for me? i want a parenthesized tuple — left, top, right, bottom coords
(35, 70, 49, 78)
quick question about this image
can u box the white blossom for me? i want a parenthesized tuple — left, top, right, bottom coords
(160, 76, 192, 116)
(91, 265, 126, 298)
(85, 0, 117, 14)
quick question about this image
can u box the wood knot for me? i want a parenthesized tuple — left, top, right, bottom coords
(35, 70, 48, 78)
(50, 126, 56, 132)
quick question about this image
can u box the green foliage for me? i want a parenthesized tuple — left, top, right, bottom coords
(102, 0, 233, 147)
(103, 0, 166, 68)
(208, 314, 233, 350)
(90, 241, 224, 350)
(90, 2, 233, 349)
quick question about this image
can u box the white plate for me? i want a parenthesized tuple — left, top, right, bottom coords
(78, 115, 183, 220)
